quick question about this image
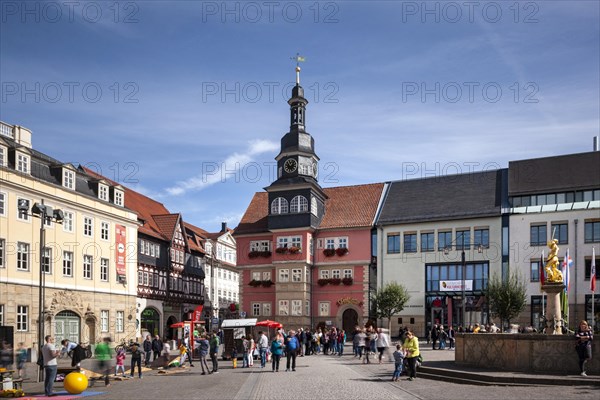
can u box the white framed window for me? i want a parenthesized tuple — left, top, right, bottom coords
(0, 192, 6, 216)
(277, 237, 289, 248)
(292, 268, 302, 282)
(305, 300, 310, 316)
(98, 184, 109, 201)
(278, 300, 289, 316)
(83, 255, 93, 279)
(114, 190, 124, 206)
(63, 251, 73, 277)
(145, 241, 150, 255)
(326, 239, 335, 249)
(338, 237, 348, 248)
(271, 197, 288, 214)
(252, 303, 260, 316)
(311, 196, 318, 215)
(62, 211, 74, 232)
(291, 236, 302, 248)
(343, 269, 353, 278)
(332, 269, 341, 279)
(42, 247, 52, 274)
(155, 244, 160, 258)
(0, 239, 4, 268)
(290, 195, 308, 213)
(100, 258, 109, 281)
(278, 268, 289, 282)
(63, 168, 75, 190)
(16, 153, 29, 174)
(100, 310, 109, 332)
(319, 270, 330, 279)
(262, 303, 271, 316)
(16, 305, 28, 331)
(116, 311, 124, 332)
(0, 304, 3, 325)
(83, 216, 93, 237)
(17, 242, 29, 271)
(291, 300, 302, 316)
(263, 271, 271, 281)
(250, 240, 270, 252)
(0, 145, 5, 167)
(17, 198, 29, 221)
(252, 271, 261, 281)
(319, 302, 329, 317)
(100, 221, 109, 241)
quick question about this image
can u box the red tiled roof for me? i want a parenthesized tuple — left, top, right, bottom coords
(152, 214, 181, 241)
(184, 222, 208, 253)
(234, 183, 384, 235)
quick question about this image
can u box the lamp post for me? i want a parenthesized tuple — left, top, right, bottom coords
(19, 200, 63, 381)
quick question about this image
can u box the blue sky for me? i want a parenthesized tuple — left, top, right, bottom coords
(1, 1, 599, 232)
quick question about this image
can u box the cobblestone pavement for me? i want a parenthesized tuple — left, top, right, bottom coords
(17, 345, 600, 399)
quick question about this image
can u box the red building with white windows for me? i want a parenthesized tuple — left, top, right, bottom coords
(234, 67, 384, 331)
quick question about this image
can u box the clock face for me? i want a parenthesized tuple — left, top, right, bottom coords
(284, 158, 297, 173)
(312, 162, 318, 178)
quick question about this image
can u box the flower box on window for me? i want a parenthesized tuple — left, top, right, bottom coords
(342, 277, 353, 285)
(275, 247, 288, 254)
(289, 246, 301, 254)
(260, 251, 272, 257)
(335, 247, 349, 256)
(317, 278, 329, 286)
(323, 248, 336, 257)
(248, 251, 261, 259)
(261, 279, 274, 287)
(329, 278, 342, 285)
(249, 279, 262, 287)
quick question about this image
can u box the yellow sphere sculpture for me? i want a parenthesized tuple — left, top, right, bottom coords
(63, 371, 89, 394)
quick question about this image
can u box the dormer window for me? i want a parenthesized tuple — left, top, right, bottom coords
(114, 190, 124, 207)
(98, 184, 109, 201)
(16, 152, 29, 174)
(271, 197, 288, 214)
(63, 168, 75, 190)
(290, 195, 308, 213)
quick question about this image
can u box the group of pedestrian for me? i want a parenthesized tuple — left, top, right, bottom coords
(427, 324, 455, 350)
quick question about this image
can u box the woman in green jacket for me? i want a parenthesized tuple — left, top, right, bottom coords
(270, 334, 284, 372)
(402, 331, 420, 381)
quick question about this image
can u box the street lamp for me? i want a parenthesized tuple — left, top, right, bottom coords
(19, 200, 63, 381)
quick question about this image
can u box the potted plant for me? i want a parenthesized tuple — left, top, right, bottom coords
(335, 247, 349, 256)
(317, 278, 329, 286)
(329, 278, 342, 285)
(260, 250, 272, 257)
(261, 279, 274, 287)
(323, 248, 336, 257)
(289, 246, 301, 254)
(248, 251, 261, 259)
(249, 279, 262, 287)
(275, 247, 288, 254)
(342, 277, 353, 285)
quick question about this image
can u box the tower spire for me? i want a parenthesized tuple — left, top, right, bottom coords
(290, 53, 305, 85)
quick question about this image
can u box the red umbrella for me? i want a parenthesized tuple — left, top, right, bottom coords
(256, 320, 276, 327)
(170, 322, 185, 328)
(267, 321, 282, 329)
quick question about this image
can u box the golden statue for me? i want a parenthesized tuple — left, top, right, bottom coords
(545, 239, 563, 283)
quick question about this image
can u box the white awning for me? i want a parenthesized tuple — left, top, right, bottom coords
(221, 318, 257, 328)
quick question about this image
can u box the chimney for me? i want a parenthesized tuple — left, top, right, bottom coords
(221, 222, 227, 233)
(594, 136, 599, 151)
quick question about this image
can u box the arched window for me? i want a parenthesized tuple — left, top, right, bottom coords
(271, 197, 288, 214)
(290, 195, 308, 213)
(311, 196, 318, 216)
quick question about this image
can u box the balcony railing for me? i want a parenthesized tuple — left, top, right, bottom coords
(0, 121, 14, 139)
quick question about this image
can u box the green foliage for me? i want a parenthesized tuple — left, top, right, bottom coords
(371, 282, 410, 331)
(485, 270, 527, 331)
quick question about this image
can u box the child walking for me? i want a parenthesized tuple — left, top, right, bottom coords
(115, 349, 126, 376)
(392, 344, 405, 381)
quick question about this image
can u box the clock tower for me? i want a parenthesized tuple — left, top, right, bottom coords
(265, 64, 327, 230)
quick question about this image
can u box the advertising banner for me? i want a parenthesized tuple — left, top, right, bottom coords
(439, 280, 473, 291)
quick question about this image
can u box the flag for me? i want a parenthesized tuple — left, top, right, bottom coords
(297, 56, 306, 62)
(560, 289, 568, 328)
(539, 251, 545, 290)
(591, 247, 596, 293)
(562, 248, 573, 293)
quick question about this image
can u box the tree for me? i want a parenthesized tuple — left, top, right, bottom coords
(371, 282, 411, 332)
(485, 270, 527, 332)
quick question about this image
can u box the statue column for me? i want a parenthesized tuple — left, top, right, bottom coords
(542, 282, 565, 334)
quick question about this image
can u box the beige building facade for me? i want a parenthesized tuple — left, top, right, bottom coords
(0, 121, 139, 351)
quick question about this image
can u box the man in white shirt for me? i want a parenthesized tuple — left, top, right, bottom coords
(42, 335, 60, 397)
(258, 331, 269, 368)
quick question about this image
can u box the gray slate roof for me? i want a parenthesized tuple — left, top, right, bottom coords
(377, 170, 504, 225)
